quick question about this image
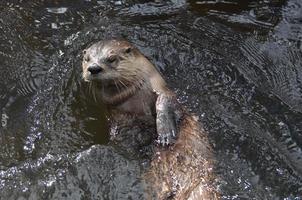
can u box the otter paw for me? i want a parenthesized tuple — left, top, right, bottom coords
(156, 94, 182, 146)
(156, 112, 177, 146)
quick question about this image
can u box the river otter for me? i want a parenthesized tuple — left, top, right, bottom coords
(82, 39, 219, 199)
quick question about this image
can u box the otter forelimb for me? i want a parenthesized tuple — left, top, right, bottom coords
(155, 93, 183, 146)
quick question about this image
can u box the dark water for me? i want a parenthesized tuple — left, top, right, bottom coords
(0, 0, 301, 199)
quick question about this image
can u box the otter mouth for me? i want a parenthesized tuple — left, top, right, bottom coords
(83, 69, 143, 105)
(83, 72, 109, 83)
(84, 74, 101, 82)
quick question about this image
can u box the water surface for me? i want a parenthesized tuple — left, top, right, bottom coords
(0, 0, 302, 199)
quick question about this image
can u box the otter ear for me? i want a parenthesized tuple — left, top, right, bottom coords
(82, 49, 87, 55)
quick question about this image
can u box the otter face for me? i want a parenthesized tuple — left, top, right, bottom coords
(82, 39, 137, 84)
(82, 39, 165, 106)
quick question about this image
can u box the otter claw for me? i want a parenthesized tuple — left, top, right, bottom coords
(156, 130, 177, 146)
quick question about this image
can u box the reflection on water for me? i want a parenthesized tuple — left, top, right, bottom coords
(0, 0, 302, 199)
(189, 0, 286, 31)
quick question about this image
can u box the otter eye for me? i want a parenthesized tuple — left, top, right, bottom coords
(106, 56, 117, 64)
(125, 47, 132, 54)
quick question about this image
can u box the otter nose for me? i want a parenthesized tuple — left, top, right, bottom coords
(87, 64, 103, 75)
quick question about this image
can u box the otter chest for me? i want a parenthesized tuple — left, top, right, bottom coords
(114, 89, 157, 116)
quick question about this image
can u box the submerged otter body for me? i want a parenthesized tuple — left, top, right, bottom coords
(82, 39, 219, 199)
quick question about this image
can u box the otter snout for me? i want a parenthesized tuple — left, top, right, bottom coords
(87, 63, 103, 75)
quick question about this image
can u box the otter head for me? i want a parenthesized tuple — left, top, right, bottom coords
(82, 39, 139, 82)
(82, 39, 155, 105)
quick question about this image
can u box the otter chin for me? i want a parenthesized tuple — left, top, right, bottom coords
(82, 39, 219, 199)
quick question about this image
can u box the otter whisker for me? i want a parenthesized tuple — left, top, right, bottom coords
(91, 82, 98, 103)
(87, 82, 95, 102)
(118, 79, 127, 89)
(88, 82, 92, 97)
(114, 79, 121, 95)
